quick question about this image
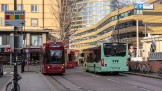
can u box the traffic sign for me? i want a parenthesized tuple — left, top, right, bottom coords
(5, 10, 25, 26)
(134, 4, 154, 10)
(134, 3, 143, 10)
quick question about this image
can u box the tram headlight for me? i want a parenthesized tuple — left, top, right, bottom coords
(47, 66, 50, 69)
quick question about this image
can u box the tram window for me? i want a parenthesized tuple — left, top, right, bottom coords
(46, 50, 64, 64)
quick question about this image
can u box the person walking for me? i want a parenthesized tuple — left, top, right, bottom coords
(21, 59, 25, 73)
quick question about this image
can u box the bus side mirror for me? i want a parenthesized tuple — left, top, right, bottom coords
(81, 53, 84, 57)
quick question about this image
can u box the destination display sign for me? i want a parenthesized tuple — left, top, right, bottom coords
(49, 45, 61, 48)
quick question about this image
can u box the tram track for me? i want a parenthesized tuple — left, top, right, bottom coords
(50, 75, 87, 91)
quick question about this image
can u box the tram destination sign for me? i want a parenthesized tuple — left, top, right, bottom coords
(5, 10, 25, 26)
(49, 45, 61, 48)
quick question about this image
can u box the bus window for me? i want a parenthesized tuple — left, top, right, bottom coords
(104, 43, 126, 57)
(68, 53, 76, 62)
(46, 50, 64, 64)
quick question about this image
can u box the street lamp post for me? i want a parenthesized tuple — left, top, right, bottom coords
(14, 0, 18, 91)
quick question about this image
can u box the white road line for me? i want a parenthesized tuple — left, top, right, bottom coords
(107, 79, 120, 83)
(92, 75, 96, 77)
(3, 72, 7, 75)
(95, 76, 100, 77)
(91, 75, 101, 77)
(10, 72, 14, 75)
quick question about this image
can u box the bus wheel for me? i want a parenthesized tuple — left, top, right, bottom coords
(94, 65, 96, 74)
(85, 64, 89, 72)
(113, 72, 119, 75)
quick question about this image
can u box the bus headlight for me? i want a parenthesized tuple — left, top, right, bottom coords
(47, 66, 50, 69)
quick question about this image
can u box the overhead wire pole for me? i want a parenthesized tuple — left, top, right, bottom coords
(14, 0, 18, 91)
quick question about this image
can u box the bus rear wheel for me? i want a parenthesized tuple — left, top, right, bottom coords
(113, 72, 119, 75)
(94, 65, 96, 74)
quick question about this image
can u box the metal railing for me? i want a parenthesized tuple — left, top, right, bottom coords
(148, 52, 162, 61)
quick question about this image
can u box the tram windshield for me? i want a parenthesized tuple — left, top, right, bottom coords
(46, 50, 64, 64)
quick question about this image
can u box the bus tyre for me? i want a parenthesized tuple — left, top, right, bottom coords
(94, 65, 96, 74)
(84, 64, 88, 72)
(113, 72, 119, 75)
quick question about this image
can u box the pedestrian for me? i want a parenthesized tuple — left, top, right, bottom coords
(21, 59, 25, 73)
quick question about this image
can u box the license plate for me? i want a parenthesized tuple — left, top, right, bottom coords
(111, 67, 120, 70)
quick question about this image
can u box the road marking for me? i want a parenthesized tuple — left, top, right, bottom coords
(10, 72, 14, 74)
(91, 75, 101, 77)
(107, 79, 120, 83)
(3, 72, 7, 75)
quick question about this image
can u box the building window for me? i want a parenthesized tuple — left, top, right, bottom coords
(31, 19, 38, 27)
(30, 35, 42, 46)
(1, 4, 8, 11)
(0, 35, 10, 45)
(17, 4, 22, 10)
(1, 18, 4, 26)
(31, 5, 38, 12)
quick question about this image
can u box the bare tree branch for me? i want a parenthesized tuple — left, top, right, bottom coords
(49, 0, 83, 45)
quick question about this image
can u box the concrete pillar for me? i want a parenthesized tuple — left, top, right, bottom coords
(136, 20, 139, 57)
(143, 42, 146, 60)
(10, 53, 12, 65)
(26, 33, 30, 47)
(145, 42, 150, 61)
(42, 33, 46, 44)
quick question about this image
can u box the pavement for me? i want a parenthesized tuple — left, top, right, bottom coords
(19, 72, 57, 91)
(1, 65, 58, 91)
(1, 65, 162, 91)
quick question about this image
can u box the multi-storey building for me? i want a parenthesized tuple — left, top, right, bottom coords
(71, 0, 116, 31)
(70, 0, 162, 61)
(0, 0, 59, 64)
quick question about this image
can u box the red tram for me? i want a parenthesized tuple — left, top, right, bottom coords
(65, 49, 79, 68)
(40, 41, 65, 74)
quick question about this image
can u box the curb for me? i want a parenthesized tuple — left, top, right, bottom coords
(123, 72, 162, 79)
(39, 72, 58, 91)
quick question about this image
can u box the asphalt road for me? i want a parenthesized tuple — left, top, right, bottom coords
(45, 67, 162, 91)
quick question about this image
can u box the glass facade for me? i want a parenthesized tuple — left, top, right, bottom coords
(71, 0, 114, 30)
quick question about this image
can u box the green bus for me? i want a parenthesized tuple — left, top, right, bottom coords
(82, 42, 130, 74)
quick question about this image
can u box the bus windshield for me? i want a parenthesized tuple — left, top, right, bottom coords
(46, 50, 64, 64)
(104, 43, 126, 57)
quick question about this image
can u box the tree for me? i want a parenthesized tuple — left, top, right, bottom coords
(49, 0, 83, 46)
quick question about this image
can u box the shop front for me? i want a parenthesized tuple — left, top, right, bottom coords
(24, 48, 41, 65)
(0, 48, 12, 64)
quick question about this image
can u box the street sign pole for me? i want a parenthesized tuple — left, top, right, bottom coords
(14, 0, 18, 91)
